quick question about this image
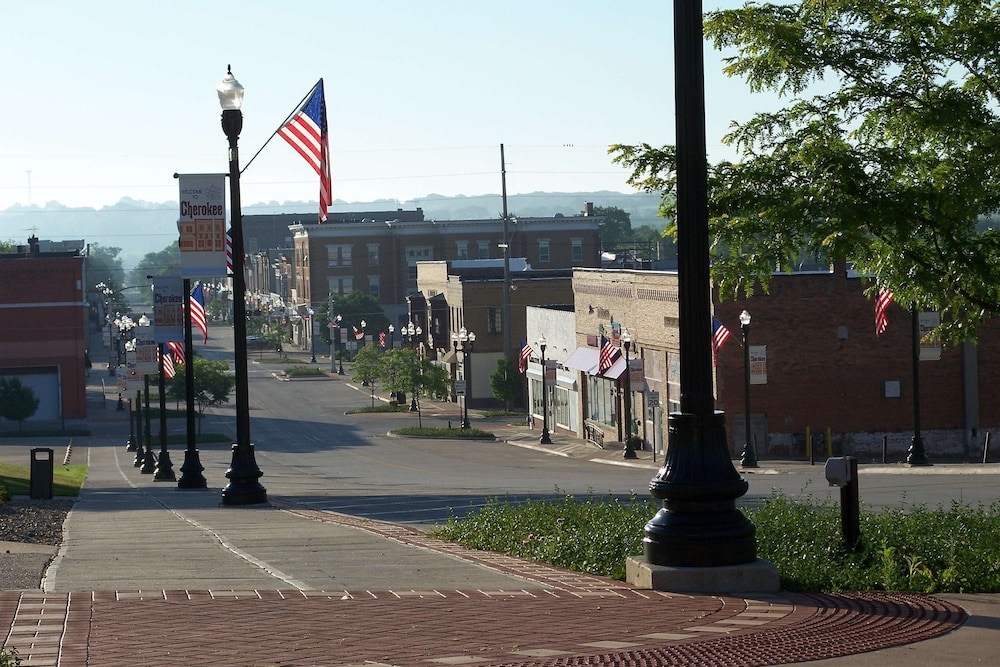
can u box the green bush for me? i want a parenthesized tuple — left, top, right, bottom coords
(393, 426, 495, 439)
(284, 366, 325, 377)
(432, 491, 1000, 593)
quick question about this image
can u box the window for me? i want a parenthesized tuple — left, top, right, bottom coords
(488, 307, 502, 334)
(367, 244, 379, 267)
(456, 241, 468, 260)
(477, 240, 489, 259)
(328, 276, 353, 295)
(368, 275, 380, 299)
(406, 245, 433, 281)
(571, 237, 583, 262)
(538, 238, 550, 263)
(326, 244, 352, 267)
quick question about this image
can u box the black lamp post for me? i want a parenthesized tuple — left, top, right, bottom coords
(907, 306, 930, 466)
(407, 322, 422, 411)
(641, 1, 757, 568)
(153, 342, 176, 481)
(178, 278, 207, 489)
(388, 324, 395, 349)
(309, 308, 317, 363)
(335, 314, 344, 374)
(218, 65, 267, 506)
(622, 328, 637, 459)
(452, 326, 475, 429)
(538, 334, 553, 444)
(739, 310, 758, 468)
(96, 282, 116, 376)
(359, 319, 368, 385)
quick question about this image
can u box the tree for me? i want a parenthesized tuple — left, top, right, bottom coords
(351, 343, 385, 407)
(0, 377, 40, 430)
(611, 1, 1000, 342)
(584, 205, 633, 251)
(381, 348, 419, 414)
(167, 359, 236, 433)
(129, 242, 180, 306)
(489, 358, 522, 411)
(330, 290, 389, 337)
(86, 244, 126, 294)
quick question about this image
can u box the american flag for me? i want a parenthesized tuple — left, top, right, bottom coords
(518, 340, 533, 374)
(353, 325, 364, 341)
(225, 227, 233, 275)
(712, 317, 731, 366)
(378, 331, 387, 348)
(190, 283, 208, 344)
(166, 341, 185, 365)
(599, 336, 619, 374)
(875, 288, 894, 336)
(278, 79, 331, 222)
(160, 345, 176, 379)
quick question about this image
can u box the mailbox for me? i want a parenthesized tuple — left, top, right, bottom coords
(825, 456, 852, 487)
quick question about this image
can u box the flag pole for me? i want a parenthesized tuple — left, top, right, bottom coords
(241, 78, 323, 174)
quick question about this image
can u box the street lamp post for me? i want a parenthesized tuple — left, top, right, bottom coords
(388, 324, 395, 349)
(96, 282, 116, 376)
(452, 327, 475, 429)
(622, 328, 636, 459)
(153, 342, 176, 481)
(218, 65, 267, 506)
(538, 334, 552, 444)
(359, 319, 367, 385)
(335, 314, 344, 374)
(739, 310, 758, 468)
(309, 308, 317, 363)
(407, 322, 422, 411)
(907, 307, 930, 466)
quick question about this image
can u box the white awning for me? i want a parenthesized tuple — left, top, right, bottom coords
(564, 347, 600, 374)
(601, 355, 627, 380)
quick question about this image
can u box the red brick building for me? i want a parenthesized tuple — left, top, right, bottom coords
(0, 237, 88, 423)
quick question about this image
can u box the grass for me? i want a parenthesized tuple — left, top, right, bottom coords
(0, 429, 90, 438)
(284, 365, 326, 377)
(347, 403, 407, 414)
(0, 461, 88, 498)
(393, 426, 495, 439)
(430, 491, 1000, 593)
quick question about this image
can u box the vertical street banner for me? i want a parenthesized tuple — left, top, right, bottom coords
(919, 311, 942, 361)
(151, 276, 184, 343)
(178, 173, 227, 278)
(750, 345, 768, 385)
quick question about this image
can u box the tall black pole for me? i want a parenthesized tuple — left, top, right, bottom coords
(133, 389, 145, 467)
(140, 374, 156, 473)
(500, 144, 512, 367)
(178, 278, 206, 488)
(539, 339, 552, 444)
(461, 344, 472, 429)
(623, 335, 636, 458)
(642, 1, 756, 567)
(740, 314, 758, 468)
(153, 344, 176, 481)
(907, 306, 930, 465)
(219, 68, 267, 505)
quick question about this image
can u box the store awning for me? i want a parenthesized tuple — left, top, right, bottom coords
(564, 347, 600, 375)
(601, 355, 627, 380)
(440, 349, 459, 364)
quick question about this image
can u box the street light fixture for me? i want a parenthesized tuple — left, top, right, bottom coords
(739, 310, 758, 468)
(407, 322, 423, 411)
(335, 314, 344, 374)
(452, 326, 475, 428)
(217, 65, 266, 506)
(621, 328, 637, 459)
(309, 308, 317, 363)
(388, 324, 395, 349)
(537, 334, 552, 444)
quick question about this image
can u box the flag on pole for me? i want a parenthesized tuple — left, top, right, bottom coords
(875, 288, 894, 336)
(353, 326, 364, 341)
(166, 341, 185, 365)
(599, 336, 620, 374)
(225, 227, 233, 275)
(278, 79, 332, 222)
(711, 317, 731, 366)
(160, 345, 176, 379)
(518, 340, 534, 374)
(378, 331, 387, 348)
(190, 283, 208, 343)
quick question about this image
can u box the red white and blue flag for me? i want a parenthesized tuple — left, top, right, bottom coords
(190, 283, 208, 344)
(875, 288, 894, 336)
(353, 325, 364, 341)
(278, 79, 331, 223)
(378, 331, 387, 348)
(160, 345, 176, 379)
(518, 340, 534, 374)
(166, 341, 185, 365)
(712, 317, 731, 366)
(598, 336, 619, 374)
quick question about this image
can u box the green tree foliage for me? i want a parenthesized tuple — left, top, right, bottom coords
(167, 359, 236, 433)
(352, 344, 386, 407)
(586, 205, 633, 251)
(489, 358, 522, 411)
(0, 377, 40, 430)
(87, 244, 126, 298)
(611, 1, 1000, 342)
(129, 242, 181, 306)
(330, 291, 389, 336)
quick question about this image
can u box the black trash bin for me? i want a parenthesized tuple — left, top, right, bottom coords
(30, 448, 54, 500)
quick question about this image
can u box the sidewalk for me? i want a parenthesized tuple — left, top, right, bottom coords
(0, 377, 996, 665)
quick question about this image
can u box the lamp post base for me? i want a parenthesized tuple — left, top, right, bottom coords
(140, 448, 157, 474)
(623, 436, 638, 459)
(177, 449, 208, 489)
(133, 444, 145, 468)
(643, 411, 757, 568)
(221, 443, 268, 506)
(906, 435, 931, 466)
(740, 444, 759, 468)
(153, 450, 176, 481)
(539, 430, 552, 445)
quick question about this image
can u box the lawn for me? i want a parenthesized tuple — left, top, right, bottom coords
(0, 461, 88, 498)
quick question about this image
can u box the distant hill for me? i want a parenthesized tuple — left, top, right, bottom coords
(0, 191, 664, 269)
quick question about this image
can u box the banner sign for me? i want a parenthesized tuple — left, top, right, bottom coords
(178, 173, 227, 278)
(750, 345, 768, 385)
(151, 276, 184, 343)
(919, 311, 942, 361)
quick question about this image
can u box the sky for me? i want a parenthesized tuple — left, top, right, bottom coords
(0, 0, 774, 215)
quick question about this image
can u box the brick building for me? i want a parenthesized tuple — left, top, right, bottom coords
(0, 236, 88, 423)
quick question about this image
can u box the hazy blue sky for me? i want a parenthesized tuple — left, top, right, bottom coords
(0, 1, 773, 212)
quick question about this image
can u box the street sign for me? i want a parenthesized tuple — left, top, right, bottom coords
(647, 391, 660, 408)
(454, 380, 467, 396)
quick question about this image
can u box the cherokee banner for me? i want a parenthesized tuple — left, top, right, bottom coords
(178, 173, 227, 278)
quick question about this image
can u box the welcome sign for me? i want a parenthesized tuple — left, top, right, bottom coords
(178, 173, 227, 278)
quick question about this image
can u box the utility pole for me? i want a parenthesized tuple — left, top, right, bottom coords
(500, 144, 511, 365)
